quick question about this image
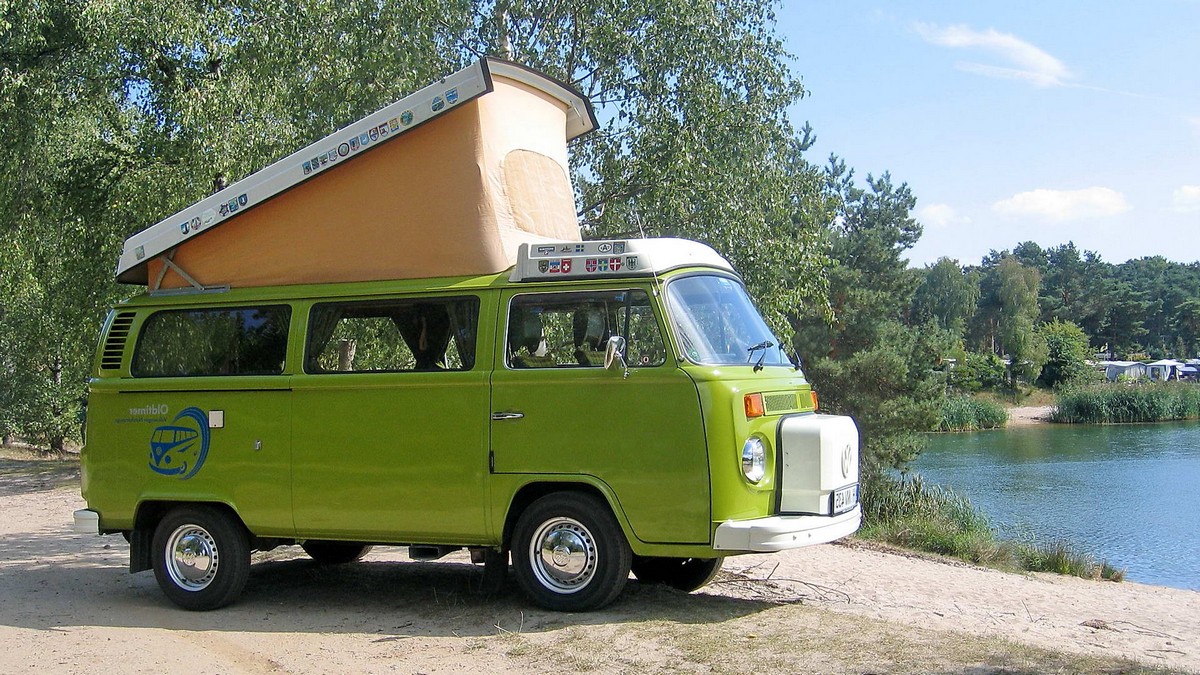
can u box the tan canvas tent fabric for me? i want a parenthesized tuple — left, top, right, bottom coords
(119, 60, 596, 289)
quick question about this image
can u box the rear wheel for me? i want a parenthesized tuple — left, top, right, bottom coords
(511, 493, 631, 612)
(151, 505, 250, 611)
(301, 541, 373, 565)
(631, 556, 724, 592)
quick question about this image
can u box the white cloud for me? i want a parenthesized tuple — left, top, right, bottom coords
(914, 23, 1070, 88)
(1173, 185, 1200, 213)
(992, 188, 1130, 221)
(917, 203, 971, 229)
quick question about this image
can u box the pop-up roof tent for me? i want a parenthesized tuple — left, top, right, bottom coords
(116, 59, 597, 291)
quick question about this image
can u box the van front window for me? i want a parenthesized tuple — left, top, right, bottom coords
(666, 275, 792, 367)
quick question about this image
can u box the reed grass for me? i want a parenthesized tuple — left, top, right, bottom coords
(1053, 382, 1200, 424)
(860, 474, 1125, 581)
(936, 395, 1009, 432)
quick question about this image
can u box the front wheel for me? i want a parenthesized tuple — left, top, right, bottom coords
(511, 493, 631, 612)
(631, 556, 724, 592)
(151, 505, 250, 611)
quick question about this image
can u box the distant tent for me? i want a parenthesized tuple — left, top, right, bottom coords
(1100, 361, 1147, 381)
(1146, 359, 1185, 381)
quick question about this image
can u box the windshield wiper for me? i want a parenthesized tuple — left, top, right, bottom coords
(747, 340, 774, 372)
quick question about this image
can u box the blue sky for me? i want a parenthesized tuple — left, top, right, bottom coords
(777, 2, 1200, 267)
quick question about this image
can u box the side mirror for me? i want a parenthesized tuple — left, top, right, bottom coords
(603, 335, 629, 378)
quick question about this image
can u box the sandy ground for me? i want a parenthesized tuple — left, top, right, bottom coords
(1007, 405, 1055, 426)
(2, 458, 1197, 674)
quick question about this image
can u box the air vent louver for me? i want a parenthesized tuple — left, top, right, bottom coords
(100, 312, 136, 370)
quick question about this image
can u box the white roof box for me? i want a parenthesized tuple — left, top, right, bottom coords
(509, 238, 735, 281)
(119, 59, 598, 290)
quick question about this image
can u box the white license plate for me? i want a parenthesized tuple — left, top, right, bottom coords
(832, 484, 859, 515)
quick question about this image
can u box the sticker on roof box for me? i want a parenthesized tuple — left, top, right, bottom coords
(401, 110, 413, 126)
(585, 258, 597, 272)
(536, 245, 556, 255)
(432, 96, 445, 112)
(561, 259, 573, 273)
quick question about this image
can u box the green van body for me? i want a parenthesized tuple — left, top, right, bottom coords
(80, 256, 860, 610)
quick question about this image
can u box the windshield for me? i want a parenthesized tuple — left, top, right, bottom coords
(665, 275, 792, 367)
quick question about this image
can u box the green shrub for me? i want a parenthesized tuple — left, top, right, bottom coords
(1053, 382, 1200, 423)
(936, 394, 1008, 431)
(947, 351, 1009, 392)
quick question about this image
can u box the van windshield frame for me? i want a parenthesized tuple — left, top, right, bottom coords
(664, 274, 793, 368)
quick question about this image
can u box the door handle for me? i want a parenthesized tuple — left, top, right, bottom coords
(491, 411, 524, 421)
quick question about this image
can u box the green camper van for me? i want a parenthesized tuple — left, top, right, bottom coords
(77, 238, 861, 611)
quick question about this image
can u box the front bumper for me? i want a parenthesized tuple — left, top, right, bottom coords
(712, 506, 861, 552)
(73, 509, 100, 535)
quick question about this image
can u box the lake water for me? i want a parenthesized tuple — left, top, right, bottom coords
(914, 422, 1200, 590)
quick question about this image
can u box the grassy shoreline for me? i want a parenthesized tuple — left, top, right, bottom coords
(860, 474, 1124, 582)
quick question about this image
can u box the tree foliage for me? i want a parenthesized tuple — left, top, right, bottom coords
(1037, 320, 1094, 389)
(795, 164, 951, 476)
(1, 0, 834, 447)
(912, 257, 978, 338)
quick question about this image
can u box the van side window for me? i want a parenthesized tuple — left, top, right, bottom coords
(507, 290, 665, 368)
(132, 306, 290, 377)
(306, 297, 479, 373)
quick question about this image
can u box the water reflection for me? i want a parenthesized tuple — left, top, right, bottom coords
(915, 422, 1200, 590)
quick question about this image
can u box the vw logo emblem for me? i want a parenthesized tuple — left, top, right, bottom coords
(841, 444, 853, 479)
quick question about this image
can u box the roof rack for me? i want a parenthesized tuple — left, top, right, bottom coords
(509, 238, 734, 282)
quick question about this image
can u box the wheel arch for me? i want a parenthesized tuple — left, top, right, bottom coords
(500, 478, 632, 552)
(130, 499, 249, 573)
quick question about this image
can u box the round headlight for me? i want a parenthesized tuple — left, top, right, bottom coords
(741, 437, 766, 483)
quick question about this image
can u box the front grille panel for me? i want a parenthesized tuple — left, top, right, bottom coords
(764, 392, 798, 413)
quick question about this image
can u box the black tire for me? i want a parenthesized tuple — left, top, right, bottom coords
(151, 505, 250, 611)
(631, 556, 724, 592)
(301, 541, 373, 565)
(511, 492, 631, 612)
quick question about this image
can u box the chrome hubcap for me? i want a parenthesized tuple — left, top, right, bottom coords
(166, 524, 218, 591)
(530, 517, 596, 594)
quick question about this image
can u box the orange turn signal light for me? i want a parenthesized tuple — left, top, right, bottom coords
(810, 390, 819, 410)
(744, 393, 765, 419)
